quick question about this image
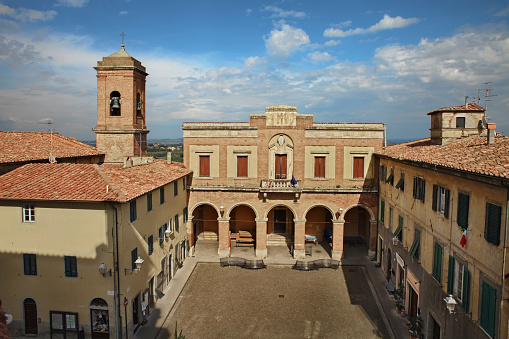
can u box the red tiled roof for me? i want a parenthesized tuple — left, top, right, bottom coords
(0, 159, 191, 202)
(0, 131, 103, 164)
(377, 136, 509, 179)
(427, 103, 484, 115)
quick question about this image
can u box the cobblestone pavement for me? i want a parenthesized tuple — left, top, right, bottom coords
(157, 263, 389, 339)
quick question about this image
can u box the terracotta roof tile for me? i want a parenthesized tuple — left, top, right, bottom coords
(377, 136, 509, 179)
(0, 131, 103, 164)
(426, 103, 484, 115)
(0, 159, 191, 202)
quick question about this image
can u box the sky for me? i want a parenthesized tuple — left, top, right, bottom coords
(0, 0, 508, 142)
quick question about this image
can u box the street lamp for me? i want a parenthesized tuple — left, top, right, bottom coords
(98, 262, 112, 277)
(444, 295, 457, 314)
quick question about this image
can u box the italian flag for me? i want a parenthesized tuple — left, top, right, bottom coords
(460, 229, 467, 248)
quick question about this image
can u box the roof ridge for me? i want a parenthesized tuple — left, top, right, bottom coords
(94, 164, 126, 202)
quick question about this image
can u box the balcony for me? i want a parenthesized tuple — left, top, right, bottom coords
(260, 178, 302, 192)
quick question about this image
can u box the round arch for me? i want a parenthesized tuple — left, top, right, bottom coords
(263, 203, 297, 220)
(226, 202, 259, 220)
(341, 203, 375, 221)
(302, 204, 336, 221)
(189, 202, 221, 217)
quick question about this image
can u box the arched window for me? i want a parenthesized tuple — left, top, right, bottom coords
(136, 93, 142, 117)
(109, 91, 121, 116)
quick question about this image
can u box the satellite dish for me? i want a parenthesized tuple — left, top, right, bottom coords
(49, 155, 57, 164)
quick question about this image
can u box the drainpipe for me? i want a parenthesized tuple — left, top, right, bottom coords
(499, 184, 509, 339)
(110, 203, 122, 339)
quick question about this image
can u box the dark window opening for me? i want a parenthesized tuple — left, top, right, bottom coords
(109, 91, 121, 116)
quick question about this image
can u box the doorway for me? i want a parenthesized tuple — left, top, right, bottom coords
(90, 298, 109, 339)
(274, 209, 287, 234)
(132, 295, 140, 325)
(408, 286, 419, 317)
(24, 298, 38, 335)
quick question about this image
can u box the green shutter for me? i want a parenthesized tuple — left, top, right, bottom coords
(447, 255, 455, 295)
(457, 193, 469, 228)
(444, 189, 450, 218)
(485, 203, 502, 245)
(421, 179, 426, 203)
(131, 248, 137, 270)
(409, 229, 421, 258)
(480, 281, 497, 337)
(433, 243, 442, 283)
(432, 184, 438, 211)
(380, 200, 385, 223)
(461, 267, 470, 312)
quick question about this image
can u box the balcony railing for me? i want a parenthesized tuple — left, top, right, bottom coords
(260, 178, 301, 189)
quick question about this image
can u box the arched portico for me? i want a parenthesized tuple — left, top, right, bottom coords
(342, 204, 374, 257)
(189, 203, 220, 255)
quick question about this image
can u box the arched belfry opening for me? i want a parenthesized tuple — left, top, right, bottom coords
(109, 91, 121, 116)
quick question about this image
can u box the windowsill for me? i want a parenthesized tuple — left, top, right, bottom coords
(311, 178, 329, 181)
(196, 177, 213, 179)
(234, 177, 251, 180)
(350, 178, 365, 181)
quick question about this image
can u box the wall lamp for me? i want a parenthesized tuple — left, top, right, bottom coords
(337, 207, 343, 219)
(220, 205, 224, 217)
(124, 256, 144, 275)
(98, 262, 112, 277)
(444, 295, 457, 314)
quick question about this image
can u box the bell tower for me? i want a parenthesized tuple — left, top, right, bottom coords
(93, 42, 149, 163)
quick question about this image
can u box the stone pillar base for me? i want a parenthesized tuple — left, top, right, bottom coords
(332, 250, 343, 261)
(189, 246, 195, 257)
(293, 249, 305, 259)
(256, 249, 267, 258)
(218, 248, 230, 258)
(368, 250, 376, 261)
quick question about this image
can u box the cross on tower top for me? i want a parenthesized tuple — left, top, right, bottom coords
(121, 32, 126, 48)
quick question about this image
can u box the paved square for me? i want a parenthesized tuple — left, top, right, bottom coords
(157, 264, 389, 338)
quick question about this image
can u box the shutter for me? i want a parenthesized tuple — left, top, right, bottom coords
(421, 179, 426, 203)
(200, 156, 210, 177)
(131, 248, 137, 270)
(432, 185, 438, 211)
(481, 281, 497, 337)
(413, 177, 417, 198)
(485, 203, 502, 245)
(65, 257, 71, 276)
(379, 165, 383, 182)
(281, 155, 287, 179)
(447, 255, 455, 295)
(380, 200, 385, 223)
(457, 193, 469, 228)
(237, 156, 248, 177)
(462, 267, 470, 312)
(409, 229, 420, 258)
(433, 243, 442, 283)
(24, 254, 31, 275)
(444, 189, 450, 218)
(353, 157, 364, 178)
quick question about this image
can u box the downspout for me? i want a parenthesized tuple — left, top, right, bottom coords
(110, 203, 122, 339)
(499, 184, 509, 339)
(383, 123, 387, 149)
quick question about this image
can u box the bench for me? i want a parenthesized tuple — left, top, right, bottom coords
(305, 235, 317, 244)
(235, 230, 255, 247)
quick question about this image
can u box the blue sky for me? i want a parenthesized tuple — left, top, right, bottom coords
(0, 0, 508, 141)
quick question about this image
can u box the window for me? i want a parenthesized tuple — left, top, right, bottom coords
(159, 224, 167, 245)
(160, 187, 165, 204)
(379, 165, 387, 182)
(237, 156, 248, 178)
(447, 256, 470, 312)
(23, 253, 37, 275)
(199, 155, 210, 177)
(23, 204, 35, 222)
(380, 200, 385, 223)
(485, 202, 502, 245)
(129, 200, 137, 222)
(393, 215, 403, 242)
(432, 184, 450, 218)
(408, 227, 421, 260)
(175, 214, 179, 232)
(385, 168, 394, 185)
(182, 176, 186, 190)
(432, 242, 443, 283)
(413, 177, 426, 202)
(147, 192, 152, 212)
(456, 117, 465, 128)
(168, 218, 173, 234)
(131, 248, 137, 270)
(109, 91, 121, 116)
(389, 207, 393, 232)
(480, 281, 497, 338)
(174, 181, 178, 196)
(148, 235, 153, 255)
(457, 193, 469, 229)
(395, 172, 405, 192)
(64, 256, 77, 277)
(353, 157, 364, 179)
(314, 156, 325, 178)
(183, 207, 188, 223)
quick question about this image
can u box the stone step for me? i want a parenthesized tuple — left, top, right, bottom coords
(267, 233, 292, 246)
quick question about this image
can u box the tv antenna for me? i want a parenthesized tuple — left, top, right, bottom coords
(38, 118, 56, 163)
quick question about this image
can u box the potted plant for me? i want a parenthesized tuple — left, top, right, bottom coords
(407, 315, 423, 338)
(394, 286, 405, 315)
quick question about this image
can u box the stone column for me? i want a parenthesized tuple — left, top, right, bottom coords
(368, 220, 378, 260)
(186, 216, 194, 256)
(331, 220, 344, 261)
(217, 218, 230, 257)
(293, 220, 306, 259)
(255, 219, 268, 258)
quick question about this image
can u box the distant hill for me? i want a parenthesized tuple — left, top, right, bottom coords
(80, 138, 183, 147)
(387, 138, 416, 145)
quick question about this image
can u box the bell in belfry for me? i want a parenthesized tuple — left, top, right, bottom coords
(110, 97, 121, 109)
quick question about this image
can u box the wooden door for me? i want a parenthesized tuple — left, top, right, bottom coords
(132, 295, 139, 325)
(409, 287, 418, 317)
(275, 154, 287, 179)
(24, 298, 38, 335)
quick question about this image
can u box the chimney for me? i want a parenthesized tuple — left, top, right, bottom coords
(167, 152, 172, 164)
(487, 123, 496, 145)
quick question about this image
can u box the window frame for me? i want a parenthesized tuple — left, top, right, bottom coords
(64, 256, 78, 278)
(456, 117, 466, 128)
(23, 253, 37, 276)
(23, 203, 35, 222)
(432, 184, 450, 218)
(413, 177, 426, 202)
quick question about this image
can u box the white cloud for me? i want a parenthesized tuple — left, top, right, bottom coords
(246, 9, 252, 16)
(308, 52, 335, 63)
(244, 56, 267, 68)
(119, 11, 128, 15)
(324, 14, 419, 38)
(56, 0, 89, 8)
(0, 4, 57, 22)
(264, 6, 305, 19)
(324, 40, 341, 46)
(265, 22, 310, 59)
(495, 6, 509, 17)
